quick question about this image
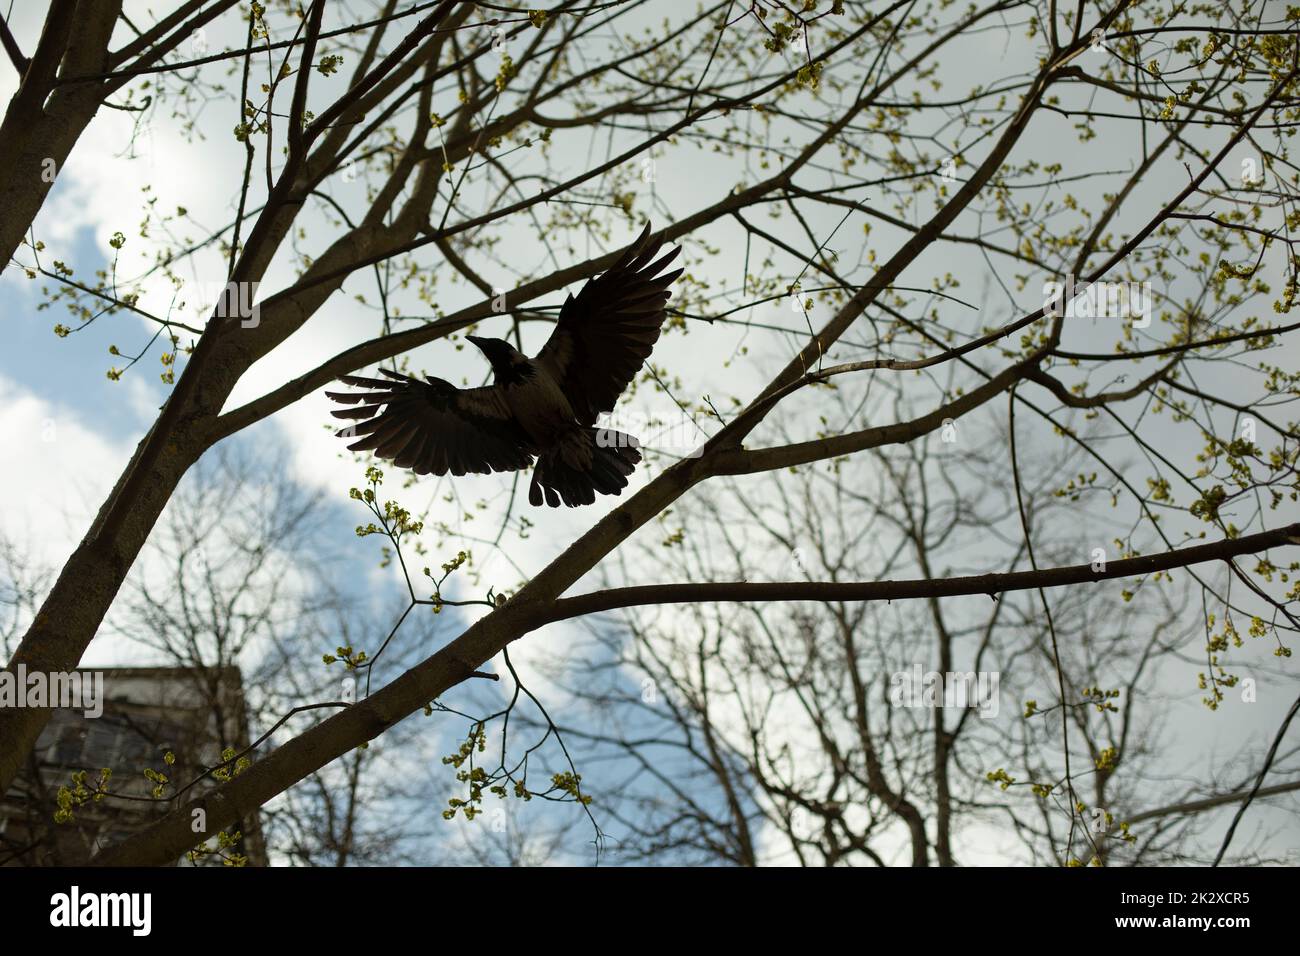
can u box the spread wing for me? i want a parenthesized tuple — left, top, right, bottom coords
(326, 368, 536, 476)
(535, 222, 683, 426)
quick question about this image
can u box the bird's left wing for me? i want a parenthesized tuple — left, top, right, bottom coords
(535, 223, 683, 426)
(327, 369, 536, 476)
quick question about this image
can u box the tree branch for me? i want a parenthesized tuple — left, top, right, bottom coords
(93, 522, 1299, 865)
(540, 523, 1300, 622)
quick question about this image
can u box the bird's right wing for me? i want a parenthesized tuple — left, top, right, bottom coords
(326, 369, 536, 476)
(534, 222, 683, 427)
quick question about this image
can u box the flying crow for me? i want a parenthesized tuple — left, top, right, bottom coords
(326, 223, 683, 507)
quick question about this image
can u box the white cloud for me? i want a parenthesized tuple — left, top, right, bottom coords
(0, 374, 132, 567)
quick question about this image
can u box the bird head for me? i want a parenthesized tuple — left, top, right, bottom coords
(466, 335, 529, 382)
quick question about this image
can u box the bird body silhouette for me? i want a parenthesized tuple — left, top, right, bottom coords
(327, 224, 683, 507)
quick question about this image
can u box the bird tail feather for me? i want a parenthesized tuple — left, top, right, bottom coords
(529, 428, 641, 508)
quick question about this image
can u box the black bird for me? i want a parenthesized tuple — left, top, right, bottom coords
(327, 223, 683, 507)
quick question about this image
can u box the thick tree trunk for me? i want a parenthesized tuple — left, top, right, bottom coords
(0, 0, 120, 271)
(0, 170, 447, 795)
(0, 405, 206, 792)
(0, 287, 260, 794)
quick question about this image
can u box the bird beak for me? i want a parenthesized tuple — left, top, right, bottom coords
(465, 335, 487, 353)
